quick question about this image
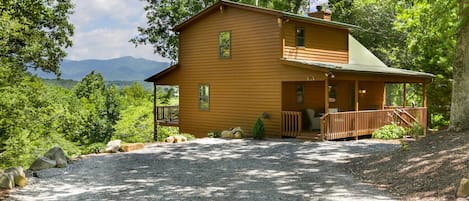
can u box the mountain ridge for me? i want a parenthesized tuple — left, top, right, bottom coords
(31, 56, 170, 81)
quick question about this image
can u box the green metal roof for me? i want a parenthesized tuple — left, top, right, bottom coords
(283, 58, 435, 78)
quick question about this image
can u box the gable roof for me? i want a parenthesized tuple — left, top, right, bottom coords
(281, 34, 435, 79)
(173, 0, 358, 32)
(144, 64, 178, 82)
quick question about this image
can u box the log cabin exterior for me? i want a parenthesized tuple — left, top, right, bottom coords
(145, 0, 434, 140)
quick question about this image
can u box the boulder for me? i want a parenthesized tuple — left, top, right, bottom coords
(29, 157, 57, 171)
(121, 143, 145, 152)
(173, 135, 182, 143)
(165, 136, 175, 143)
(105, 140, 121, 153)
(180, 136, 187, 142)
(233, 132, 242, 139)
(231, 127, 244, 135)
(457, 178, 469, 197)
(5, 167, 26, 187)
(221, 130, 234, 138)
(44, 147, 67, 168)
(0, 173, 14, 189)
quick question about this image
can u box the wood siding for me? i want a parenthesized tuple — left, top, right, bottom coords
(158, 7, 327, 137)
(281, 81, 325, 113)
(283, 21, 348, 63)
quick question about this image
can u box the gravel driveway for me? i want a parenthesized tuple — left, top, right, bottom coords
(8, 138, 399, 201)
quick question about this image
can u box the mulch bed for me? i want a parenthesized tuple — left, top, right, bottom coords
(347, 130, 469, 200)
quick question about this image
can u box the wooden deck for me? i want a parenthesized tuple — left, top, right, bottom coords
(156, 106, 179, 127)
(282, 107, 427, 140)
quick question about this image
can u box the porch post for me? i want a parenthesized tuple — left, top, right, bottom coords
(354, 80, 359, 111)
(325, 79, 329, 113)
(153, 83, 158, 141)
(423, 82, 427, 107)
(403, 83, 407, 108)
(354, 80, 359, 140)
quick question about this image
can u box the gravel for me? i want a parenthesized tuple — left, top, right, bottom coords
(7, 138, 400, 201)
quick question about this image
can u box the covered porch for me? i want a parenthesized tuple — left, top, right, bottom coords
(281, 79, 429, 140)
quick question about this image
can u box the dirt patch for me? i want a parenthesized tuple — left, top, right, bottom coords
(347, 131, 469, 200)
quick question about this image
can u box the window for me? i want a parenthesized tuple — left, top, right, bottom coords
(219, 31, 231, 58)
(296, 27, 305, 47)
(199, 84, 210, 110)
(296, 84, 304, 104)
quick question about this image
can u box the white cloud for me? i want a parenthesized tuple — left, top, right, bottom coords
(66, 0, 169, 62)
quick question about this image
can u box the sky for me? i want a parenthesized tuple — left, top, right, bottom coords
(66, 0, 169, 62)
(65, 0, 328, 63)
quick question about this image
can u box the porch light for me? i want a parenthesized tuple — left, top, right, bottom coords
(359, 89, 367, 94)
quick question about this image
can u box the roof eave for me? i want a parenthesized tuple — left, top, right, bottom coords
(144, 64, 179, 82)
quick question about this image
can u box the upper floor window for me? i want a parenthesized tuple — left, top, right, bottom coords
(219, 31, 231, 58)
(199, 84, 210, 110)
(296, 27, 305, 47)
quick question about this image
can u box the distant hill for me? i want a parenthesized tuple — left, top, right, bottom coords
(31, 56, 170, 81)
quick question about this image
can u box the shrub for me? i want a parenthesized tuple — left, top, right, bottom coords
(208, 130, 222, 138)
(252, 117, 265, 140)
(372, 124, 406, 139)
(180, 133, 196, 141)
(82, 142, 106, 155)
(156, 126, 180, 142)
(406, 122, 424, 138)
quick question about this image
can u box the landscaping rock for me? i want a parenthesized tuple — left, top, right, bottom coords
(233, 132, 242, 139)
(174, 135, 183, 143)
(165, 136, 175, 143)
(221, 130, 234, 138)
(44, 147, 68, 168)
(121, 143, 145, 152)
(105, 140, 121, 153)
(457, 178, 469, 197)
(5, 167, 27, 187)
(0, 173, 14, 189)
(231, 127, 244, 135)
(29, 157, 57, 171)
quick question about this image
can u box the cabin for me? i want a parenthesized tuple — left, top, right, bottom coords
(145, 0, 434, 140)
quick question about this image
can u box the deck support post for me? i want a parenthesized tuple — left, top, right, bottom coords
(354, 80, 359, 140)
(153, 83, 158, 141)
(403, 83, 407, 108)
(423, 82, 427, 108)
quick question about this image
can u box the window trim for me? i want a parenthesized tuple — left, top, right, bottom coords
(198, 83, 210, 111)
(218, 31, 232, 59)
(296, 27, 305, 47)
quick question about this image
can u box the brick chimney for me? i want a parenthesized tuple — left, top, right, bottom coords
(308, 5, 332, 21)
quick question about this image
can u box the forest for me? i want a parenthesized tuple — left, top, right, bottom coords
(1, 0, 467, 170)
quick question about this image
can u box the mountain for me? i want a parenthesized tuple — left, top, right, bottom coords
(31, 56, 170, 81)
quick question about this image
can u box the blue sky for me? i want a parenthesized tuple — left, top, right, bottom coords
(66, 0, 169, 62)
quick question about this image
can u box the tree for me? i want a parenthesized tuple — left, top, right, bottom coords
(0, 0, 74, 76)
(449, 0, 469, 131)
(132, 0, 308, 61)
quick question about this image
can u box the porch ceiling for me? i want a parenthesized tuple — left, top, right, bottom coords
(281, 58, 435, 79)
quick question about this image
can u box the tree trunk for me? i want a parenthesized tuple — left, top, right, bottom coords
(449, 0, 469, 131)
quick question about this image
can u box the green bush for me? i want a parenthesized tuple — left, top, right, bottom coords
(406, 123, 424, 137)
(156, 126, 180, 142)
(430, 113, 449, 129)
(372, 124, 406, 139)
(113, 102, 153, 143)
(180, 133, 196, 141)
(208, 130, 222, 138)
(82, 142, 106, 155)
(252, 117, 265, 140)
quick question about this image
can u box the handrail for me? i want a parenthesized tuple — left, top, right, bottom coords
(156, 106, 179, 122)
(281, 111, 302, 137)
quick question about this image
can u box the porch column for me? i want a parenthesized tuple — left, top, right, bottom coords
(153, 83, 158, 141)
(354, 80, 359, 111)
(423, 82, 427, 107)
(354, 80, 359, 140)
(325, 79, 329, 113)
(403, 83, 407, 108)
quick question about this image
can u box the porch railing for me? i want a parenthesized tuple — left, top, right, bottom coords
(281, 111, 302, 137)
(320, 107, 427, 140)
(156, 106, 179, 125)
